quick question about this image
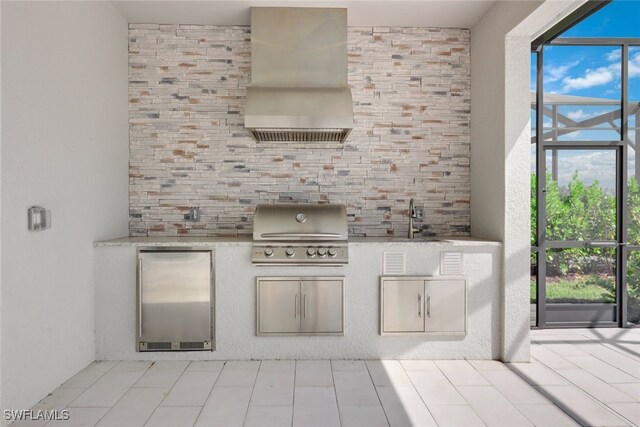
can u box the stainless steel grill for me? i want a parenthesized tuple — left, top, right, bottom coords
(252, 203, 349, 265)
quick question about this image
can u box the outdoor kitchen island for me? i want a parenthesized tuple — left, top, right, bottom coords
(94, 237, 501, 361)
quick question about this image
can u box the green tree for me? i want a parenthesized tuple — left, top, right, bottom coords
(531, 172, 640, 323)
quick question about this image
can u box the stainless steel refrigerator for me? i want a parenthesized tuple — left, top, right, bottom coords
(137, 249, 213, 351)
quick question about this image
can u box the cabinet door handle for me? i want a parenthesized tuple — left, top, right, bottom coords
(427, 296, 431, 318)
(295, 294, 298, 318)
(418, 294, 422, 318)
(138, 259, 143, 337)
(304, 295, 307, 319)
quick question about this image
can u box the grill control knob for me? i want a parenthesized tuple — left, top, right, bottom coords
(307, 248, 316, 257)
(285, 248, 295, 257)
(328, 248, 337, 257)
(317, 248, 327, 257)
(264, 248, 274, 257)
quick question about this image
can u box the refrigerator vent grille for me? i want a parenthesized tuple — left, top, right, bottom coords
(144, 342, 171, 350)
(180, 341, 206, 350)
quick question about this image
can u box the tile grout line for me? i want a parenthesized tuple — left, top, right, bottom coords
(573, 337, 640, 381)
(400, 359, 472, 426)
(509, 358, 635, 426)
(134, 362, 191, 426)
(529, 348, 638, 427)
(363, 360, 391, 427)
(504, 360, 591, 426)
(191, 360, 226, 427)
(42, 361, 120, 427)
(568, 330, 640, 370)
(241, 360, 261, 427)
(550, 332, 640, 382)
(140, 361, 190, 427)
(329, 361, 344, 427)
(601, 341, 640, 363)
(547, 358, 640, 410)
(62, 361, 122, 409)
(68, 361, 154, 427)
(290, 361, 296, 427)
(461, 358, 540, 427)
(146, 360, 213, 426)
(403, 361, 439, 425)
(470, 358, 567, 426)
(572, 328, 635, 349)
(79, 361, 120, 388)
(530, 343, 580, 371)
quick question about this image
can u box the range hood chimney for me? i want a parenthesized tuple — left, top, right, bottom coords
(245, 7, 354, 143)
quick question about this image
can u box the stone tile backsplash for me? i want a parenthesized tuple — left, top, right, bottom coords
(129, 24, 470, 237)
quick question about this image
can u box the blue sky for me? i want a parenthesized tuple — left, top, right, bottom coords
(563, 0, 640, 38)
(531, 0, 640, 191)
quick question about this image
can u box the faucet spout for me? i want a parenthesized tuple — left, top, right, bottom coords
(408, 198, 420, 239)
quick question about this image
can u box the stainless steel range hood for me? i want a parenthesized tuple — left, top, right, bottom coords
(245, 7, 354, 143)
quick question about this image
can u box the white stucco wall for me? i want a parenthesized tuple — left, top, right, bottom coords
(95, 241, 502, 361)
(471, 0, 586, 361)
(0, 1, 3, 414)
(0, 1, 128, 417)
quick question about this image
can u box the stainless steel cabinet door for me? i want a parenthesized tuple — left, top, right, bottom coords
(138, 251, 212, 343)
(382, 280, 425, 333)
(257, 280, 301, 334)
(425, 279, 466, 333)
(300, 280, 343, 333)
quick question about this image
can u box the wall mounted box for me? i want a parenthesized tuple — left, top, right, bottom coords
(380, 276, 467, 336)
(27, 206, 50, 231)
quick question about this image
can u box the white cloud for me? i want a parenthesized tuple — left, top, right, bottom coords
(563, 130, 583, 139)
(567, 109, 587, 120)
(545, 61, 578, 83)
(561, 66, 615, 92)
(605, 49, 621, 62)
(566, 109, 611, 121)
(554, 150, 616, 191)
(556, 50, 640, 93)
(556, 49, 640, 94)
(629, 53, 640, 78)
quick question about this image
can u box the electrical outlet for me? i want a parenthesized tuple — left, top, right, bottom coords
(28, 206, 50, 231)
(414, 205, 424, 221)
(188, 207, 201, 222)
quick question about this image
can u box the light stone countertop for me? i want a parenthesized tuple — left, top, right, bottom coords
(93, 236, 248, 247)
(94, 235, 501, 247)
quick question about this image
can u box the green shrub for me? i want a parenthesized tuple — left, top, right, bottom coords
(531, 173, 640, 324)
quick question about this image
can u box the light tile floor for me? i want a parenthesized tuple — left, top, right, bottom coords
(10, 328, 640, 426)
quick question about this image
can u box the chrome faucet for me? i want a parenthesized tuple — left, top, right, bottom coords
(408, 198, 421, 239)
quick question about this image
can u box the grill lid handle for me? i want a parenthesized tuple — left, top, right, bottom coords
(260, 232, 343, 239)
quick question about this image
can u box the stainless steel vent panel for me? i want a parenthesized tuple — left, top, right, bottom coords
(250, 7, 347, 87)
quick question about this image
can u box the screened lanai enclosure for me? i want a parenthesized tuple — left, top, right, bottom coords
(531, 0, 640, 328)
